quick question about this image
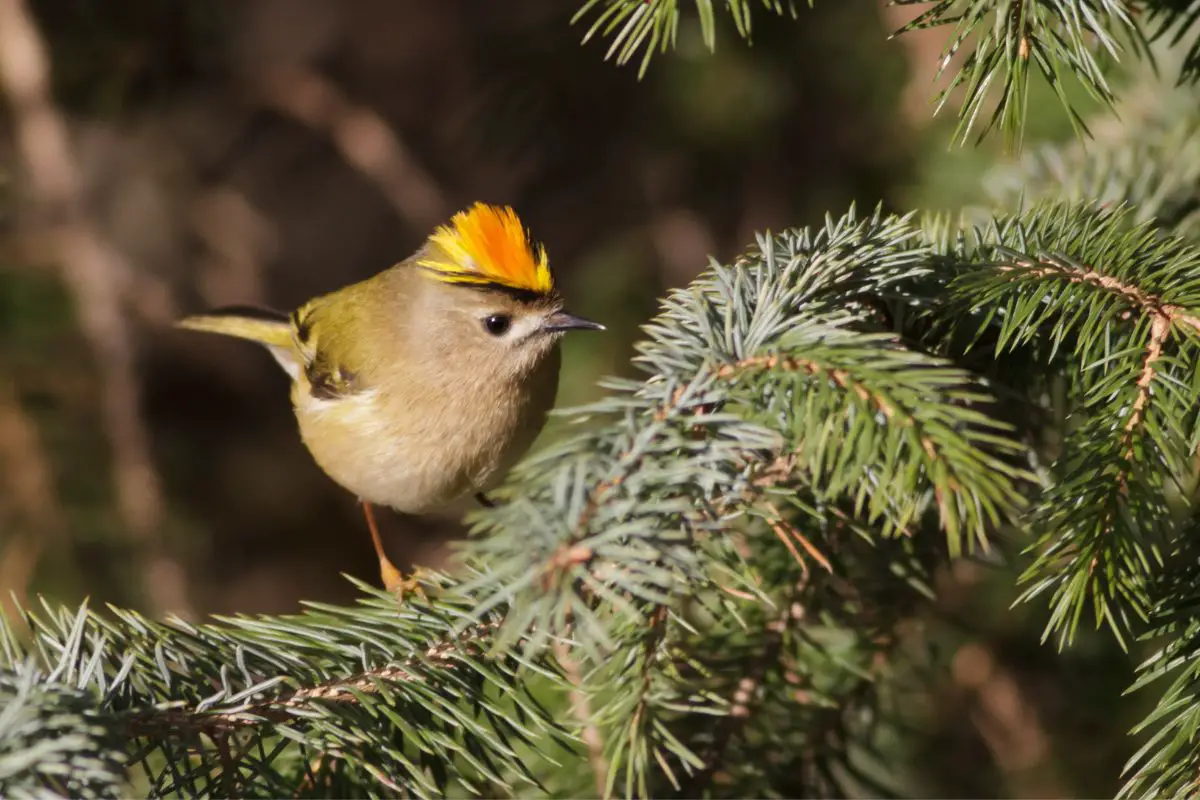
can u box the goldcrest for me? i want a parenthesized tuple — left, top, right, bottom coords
(177, 203, 603, 595)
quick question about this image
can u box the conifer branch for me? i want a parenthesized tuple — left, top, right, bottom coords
(572, 0, 808, 78)
(1120, 528, 1200, 798)
(0, 670, 126, 799)
(553, 638, 609, 798)
(9, 1, 1200, 794)
(120, 620, 501, 738)
(571, 0, 1200, 146)
(1, 589, 567, 797)
(686, 576, 808, 792)
(12, 194, 1200, 795)
(937, 203, 1200, 647)
(891, 0, 1145, 146)
(459, 207, 1028, 795)
(990, 252, 1200, 451)
(986, 77, 1200, 237)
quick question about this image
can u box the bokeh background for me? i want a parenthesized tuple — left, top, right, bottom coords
(0, 1, 1136, 796)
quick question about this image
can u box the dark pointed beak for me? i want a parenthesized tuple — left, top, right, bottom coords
(543, 310, 605, 333)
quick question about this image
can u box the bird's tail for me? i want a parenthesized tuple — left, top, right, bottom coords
(176, 305, 293, 349)
(177, 305, 300, 377)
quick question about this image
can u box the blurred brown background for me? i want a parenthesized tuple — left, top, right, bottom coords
(0, 1, 1135, 795)
(0, 0, 921, 614)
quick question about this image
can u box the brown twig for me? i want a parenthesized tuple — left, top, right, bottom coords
(540, 543, 596, 591)
(716, 355, 900, 422)
(124, 620, 501, 739)
(685, 579, 807, 794)
(254, 66, 449, 229)
(1125, 312, 1170, 440)
(1002, 256, 1200, 459)
(553, 637, 610, 798)
(1001, 258, 1200, 333)
(0, 0, 188, 615)
(213, 731, 238, 798)
(764, 501, 833, 574)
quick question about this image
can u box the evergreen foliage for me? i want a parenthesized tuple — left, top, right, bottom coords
(985, 75, 1200, 236)
(1, 588, 565, 797)
(7, 1, 1200, 797)
(572, 0, 807, 77)
(575, 0, 1200, 145)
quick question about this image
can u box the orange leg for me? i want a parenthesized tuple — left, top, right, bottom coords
(362, 501, 403, 590)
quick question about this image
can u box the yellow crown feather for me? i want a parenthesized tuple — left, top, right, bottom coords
(417, 203, 553, 295)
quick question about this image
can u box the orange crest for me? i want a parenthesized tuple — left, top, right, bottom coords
(418, 203, 553, 295)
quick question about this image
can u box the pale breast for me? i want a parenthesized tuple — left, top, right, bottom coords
(290, 352, 559, 513)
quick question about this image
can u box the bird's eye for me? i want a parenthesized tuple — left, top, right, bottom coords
(484, 314, 511, 336)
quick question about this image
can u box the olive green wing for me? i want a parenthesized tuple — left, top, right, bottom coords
(289, 300, 368, 401)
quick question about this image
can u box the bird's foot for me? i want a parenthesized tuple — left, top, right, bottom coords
(381, 563, 434, 604)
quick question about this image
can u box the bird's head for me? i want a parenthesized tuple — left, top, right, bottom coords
(412, 206, 604, 379)
(410, 203, 603, 378)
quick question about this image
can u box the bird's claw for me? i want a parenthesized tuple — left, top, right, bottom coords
(382, 565, 432, 603)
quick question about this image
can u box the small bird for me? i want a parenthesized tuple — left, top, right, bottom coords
(177, 203, 603, 596)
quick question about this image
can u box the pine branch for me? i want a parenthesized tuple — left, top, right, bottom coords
(986, 75, 1200, 238)
(0, 585, 567, 797)
(1120, 528, 1200, 798)
(1141, 0, 1200, 83)
(666, 515, 924, 798)
(891, 0, 1148, 148)
(682, 575, 807, 794)
(459, 206, 1028, 795)
(569, 0, 1200, 148)
(467, 207, 1024, 640)
(0, 669, 125, 799)
(572, 0, 808, 78)
(934, 202, 1200, 647)
(16, 197, 1200, 796)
